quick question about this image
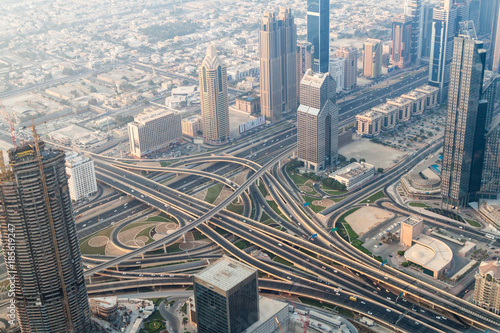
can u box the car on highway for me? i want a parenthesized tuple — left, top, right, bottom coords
(386, 309, 391, 312)
(139, 274, 144, 277)
(367, 311, 373, 315)
(122, 272, 126, 275)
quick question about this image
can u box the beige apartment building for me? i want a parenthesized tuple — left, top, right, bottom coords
(128, 107, 182, 158)
(401, 90, 427, 115)
(259, 8, 297, 122)
(198, 45, 230, 143)
(387, 97, 412, 122)
(363, 39, 382, 78)
(415, 84, 439, 109)
(181, 115, 202, 137)
(235, 95, 260, 114)
(356, 110, 383, 137)
(336, 46, 358, 91)
(297, 69, 338, 171)
(474, 260, 500, 314)
(372, 103, 398, 129)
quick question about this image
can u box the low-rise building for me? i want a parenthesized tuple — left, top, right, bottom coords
(128, 107, 182, 158)
(386, 97, 412, 122)
(329, 162, 375, 190)
(474, 260, 500, 314)
(404, 234, 452, 279)
(401, 90, 427, 115)
(235, 95, 260, 114)
(400, 216, 424, 247)
(182, 115, 202, 138)
(356, 111, 383, 137)
(371, 103, 398, 129)
(65, 152, 98, 202)
(89, 296, 118, 321)
(415, 85, 439, 110)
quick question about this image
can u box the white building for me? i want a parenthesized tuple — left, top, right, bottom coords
(128, 107, 182, 158)
(329, 162, 375, 190)
(65, 152, 98, 202)
(329, 57, 345, 93)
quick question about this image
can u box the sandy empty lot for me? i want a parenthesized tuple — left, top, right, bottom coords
(345, 206, 395, 237)
(339, 137, 407, 169)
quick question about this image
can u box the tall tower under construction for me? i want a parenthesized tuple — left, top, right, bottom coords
(0, 137, 93, 332)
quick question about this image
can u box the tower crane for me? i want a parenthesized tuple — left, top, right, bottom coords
(290, 301, 310, 333)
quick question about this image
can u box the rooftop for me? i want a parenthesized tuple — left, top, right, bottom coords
(298, 104, 320, 117)
(301, 68, 329, 89)
(387, 97, 412, 106)
(401, 90, 427, 100)
(331, 162, 374, 180)
(402, 216, 423, 227)
(243, 297, 288, 333)
(65, 152, 92, 167)
(405, 234, 452, 273)
(194, 256, 256, 292)
(356, 110, 383, 120)
(372, 103, 398, 114)
(479, 260, 500, 278)
(89, 296, 117, 309)
(415, 85, 439, 94)
(132, 107, 177, 125)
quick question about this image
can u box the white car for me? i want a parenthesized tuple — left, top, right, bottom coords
(386, 309, 391, 312)
(367, 311, 373, 315)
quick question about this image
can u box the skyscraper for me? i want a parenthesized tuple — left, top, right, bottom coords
(199, 45, 230, 143)
(363, 39, 382, 78)
(479, 0, 497, 37)
(194, 256, 259, 333)
(479, 114, 500, 199)
(420, 2, 436, 59)
(404, 0, 424, 62)
(297, 69, 338, 171)
(0, 138, 93, 332)
(391, 15, 413, 68)
(297, 41, 314, 104)
(259, 8, 297, 122)
(489, 2, 500, 72)
(336, 46, 357, 91)
(428, 0, 457, 103)
(441, 37, 486, 209)
(307, 0, 330, 73)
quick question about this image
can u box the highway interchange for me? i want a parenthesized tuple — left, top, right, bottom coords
(27, 68, 499, 332)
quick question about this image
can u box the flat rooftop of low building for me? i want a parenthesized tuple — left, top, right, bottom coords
(243, 297, 288, 333)
(194, 256, 256, 292)
(330, 162, 374, 180)
(49, 124, 94, 141)
(479, 260, 500, 278)
(387, 97, 412, 106)
(357, 110, 382, 120)
(301, 68, 329, 88)
(415, 84, 439, 94)
(372, 103, 398, 114)
(89, 296, 117, 308)
(401, 90, 427, 99)
(405, 234, 452, 273)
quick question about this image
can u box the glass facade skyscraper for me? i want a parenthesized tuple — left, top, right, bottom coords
(441, 37, 487, 209)
(307, 0, 330, 74)
(194, 256, 259, 333)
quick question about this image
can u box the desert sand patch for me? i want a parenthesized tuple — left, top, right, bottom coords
(344, 206, 395, 237)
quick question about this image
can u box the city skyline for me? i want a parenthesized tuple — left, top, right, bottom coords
(0, 0, 499, 332)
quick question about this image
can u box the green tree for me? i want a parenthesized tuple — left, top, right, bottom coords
(402, 262, 409, 267)
(377, 168, 384, 173)
(338, 154, 347, 163)
(359, 158, 366, 163)
(349, 157, 357, 163)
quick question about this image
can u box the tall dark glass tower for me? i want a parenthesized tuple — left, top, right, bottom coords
(307, 0, 330, 73)
(441, 37, 487, 209)
(0, 139, 93, 332)
(194, 256, 259, 333)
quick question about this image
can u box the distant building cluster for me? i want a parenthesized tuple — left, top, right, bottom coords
(355, 84, 439, 137)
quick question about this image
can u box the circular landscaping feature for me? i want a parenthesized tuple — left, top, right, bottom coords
(88, 236, 109, 247)
(135, 236, 148, 244)
(312, 199, 334, 207)
(179, 242, 195, 251)
(299, 185, 314, 192)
